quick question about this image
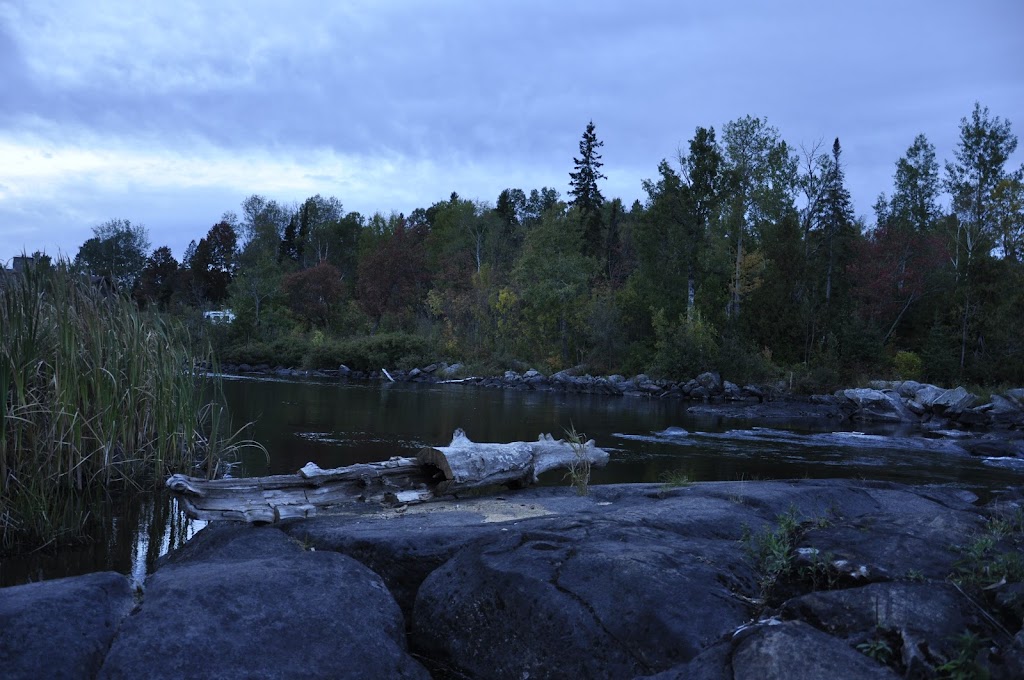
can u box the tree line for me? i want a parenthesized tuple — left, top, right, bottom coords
(69, 103, 1024, 388)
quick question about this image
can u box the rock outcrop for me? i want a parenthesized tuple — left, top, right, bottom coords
(9, 480, 1020, 678)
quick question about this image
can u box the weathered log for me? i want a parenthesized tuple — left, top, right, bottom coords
(417, 430, 609, 494)
(166, 456, 431, 523)
(166, 430, 609, 522)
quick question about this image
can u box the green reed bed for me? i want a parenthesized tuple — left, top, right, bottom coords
(1, 262, 255, 553)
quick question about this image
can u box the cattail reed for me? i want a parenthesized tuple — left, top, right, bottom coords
(1, 261, 257, 553)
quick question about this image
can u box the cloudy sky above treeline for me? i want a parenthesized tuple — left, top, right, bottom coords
(1, 0, 1022, 264)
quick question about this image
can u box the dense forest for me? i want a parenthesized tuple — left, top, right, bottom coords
(60, 103, 1024, 389)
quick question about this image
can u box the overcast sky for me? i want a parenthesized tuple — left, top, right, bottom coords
(1, 0, 1022, 265)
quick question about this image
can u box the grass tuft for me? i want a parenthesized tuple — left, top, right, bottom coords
(563, 425, 591, 496)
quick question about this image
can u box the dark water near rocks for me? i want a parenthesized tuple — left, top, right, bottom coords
(4, 375, 1023, 587)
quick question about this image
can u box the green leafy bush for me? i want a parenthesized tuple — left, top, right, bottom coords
(651, 309, 718, 380)
(303, 333, 434, 371)
(892, 350, 923, 381)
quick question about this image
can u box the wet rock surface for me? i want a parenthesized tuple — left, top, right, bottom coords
(98, 524, 429, 679)
(3, 480, 1022, 678)
(0, 571, 135, 680)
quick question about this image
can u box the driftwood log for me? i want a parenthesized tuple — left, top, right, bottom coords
(166, 429, 609, 523)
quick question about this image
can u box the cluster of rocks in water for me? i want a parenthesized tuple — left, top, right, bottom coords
(228, 361, 772, 402)
(833, 381, 1024, 432)
(3, 480, 1023, 678)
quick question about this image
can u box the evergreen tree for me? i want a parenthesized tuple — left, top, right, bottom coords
(569, 120, 607, 260)
(819, 138, 856, 308)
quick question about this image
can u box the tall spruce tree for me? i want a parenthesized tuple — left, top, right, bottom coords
(819, 138, 855, 308)
(569, 120, 607, 260)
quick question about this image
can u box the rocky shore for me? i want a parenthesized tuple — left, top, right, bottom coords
(221, 360, 1024, 437)
(219, 361, 1024, 464)
(3, 480, 1023, 679)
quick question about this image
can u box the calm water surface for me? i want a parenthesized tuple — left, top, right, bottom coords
(224, 374, 1022, 488)
(4, 375, 1022, 587)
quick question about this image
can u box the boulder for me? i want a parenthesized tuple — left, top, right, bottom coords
(912, 384, 947, 407)
(781, 583, 973, 670)
(99, 525, 428, 679)
(837, 388, 917, 423)
(648, 620, 897, 679)
(0, 572, 135, 680)
(1005, 388, 1024, 409)
(929, 386, 978, 414)
(411, 527, 754, 679)
(723, 380, 742, 400)
(697, 371, 723, 393)
(988, 395, 1024, 429)
(730, 620, 897, 680)
(892, 380, 927, 399)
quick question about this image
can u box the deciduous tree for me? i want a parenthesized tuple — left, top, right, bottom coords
(74, 218, 151, 290)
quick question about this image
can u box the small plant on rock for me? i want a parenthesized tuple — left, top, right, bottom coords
(856, 637, 894, 665)
(742, 507, 801, 600)
(563, 425, 591, 496)
(935, 631, 989, 680)
(658, 469, 693, 488)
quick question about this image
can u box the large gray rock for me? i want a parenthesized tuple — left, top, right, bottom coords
(837, 388, 917, 423)
(1005, 388, 1024, 408)
(697, 371, 723, 393)
(794, 487, 982, 581)
(283, 515, 502, 617)
(731, 621, 897, 679)
(649, 621, 897, 679)
(99, 525, 428, 679)
(412, 527, 754, 679)
(781, 583, 974, 672)
(0, 571, 135, 680)
(914, 385, 978, 414)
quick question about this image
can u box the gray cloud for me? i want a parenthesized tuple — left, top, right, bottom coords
(1, 0, 1022, 263)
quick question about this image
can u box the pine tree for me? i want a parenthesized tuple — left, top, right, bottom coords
(569, 120, 607, 260)
(820, 137, 855, 307)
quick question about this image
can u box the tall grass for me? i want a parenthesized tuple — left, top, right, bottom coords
(1, 261, 256, 553)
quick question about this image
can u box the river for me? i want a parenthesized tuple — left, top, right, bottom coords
(3, 375, 1022, 587)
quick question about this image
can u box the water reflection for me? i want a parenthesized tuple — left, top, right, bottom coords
(1, 494, 205, 588)
(221, 376, 1024, 491)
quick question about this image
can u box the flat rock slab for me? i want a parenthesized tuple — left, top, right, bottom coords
(0, 571, 135, 680)
(98, 525, 428, 679)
